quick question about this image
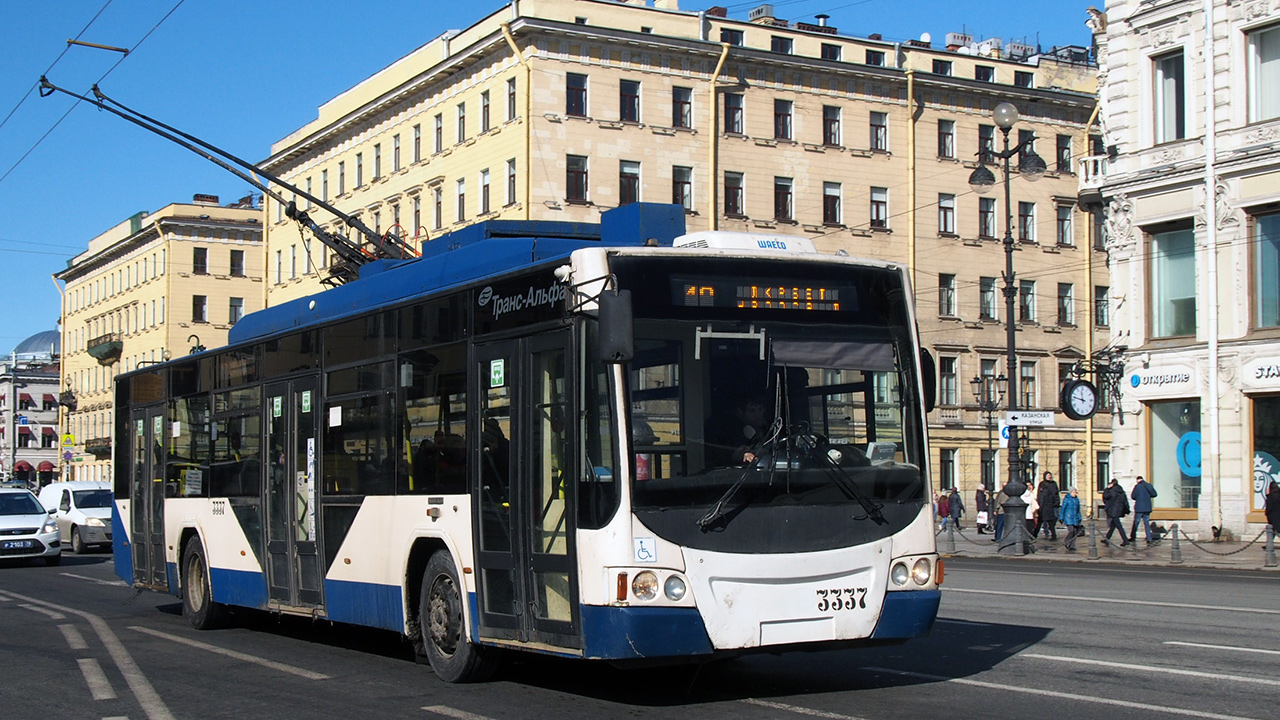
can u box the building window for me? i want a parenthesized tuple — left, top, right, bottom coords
(870, 111, 888, 151)
(1092, 209, 1106, 250)
(870, 187, 888, 228)
(938, 274, 956, 316)
(275, 250, 282, 284)
(507, 77, 517, 121)
(456, 179, 466, 221)
(1018, 129, 1036, 164)
(1151, 227, 1196, 337)
(939, 356, 957, 405)
(230, 249, 244, 277)
(619, 161, 640, 205)
(672, 166, 692, 211)
(774, 99, 793, 140)
(1056, 134, 1072, 173)
(192, 295, 208, 323)
(1151, 400, 1201, 508)
(938, 194, 956, 235)
(192, 247, 207, 275)
(1014, 70, 1034, 88)
(1253, 396, 1280, 512)
(773, 177, 793, 221)
(620, 79, 640, 122)
(721, 28, 743, 45)
(413, 124, 421, 163)
(413, 197, 421, 236)
(1019, 361, 1036, 408)
(434, 114, 443, 153)
(290, 243, 298, 278)
(823, 182, 841, 225)
(506, 158, 517, 206)
(865, 49, 885, 66)
(1248, 24, 1280, 122)
(355, 152, 363, 187)
(229, 297, 244, 325)
(337, 161, 346, 195)
(724, 93, 744, 134)
(771, 36, 793, 54)
(1058, 451, 1076, 489)
(1095, 285, 1110, 326)
(1019, 279, 1036, 322)
(932, 59, 952, 75)
(823, 105, 841, 146)
(1096, 451, 1110, 494)
(1018, 201, 1036, 242)
(456, 103, 467, 143)
(724, 171, 744, 217)
(567, 155, 588, 203)
(1154, 50, 1186, 143)
(981, 449, 997, 491)
(373, 144, 383, 179)
(433, 188, 443, 229)
(480, 169, 491, 214)
(1254, 211, 1280, 327)
(481, 90, 491, 132)
(1055, 205, 1074, 246)
(321, 169, 329, 201)
(672, 86, 693, 128)
(393, 135, 401, 172)
(980, 277, 998, 320)
(1057, 283, 1075, 326)
(566, 74, 588, 118)
(975, 65, 995, 82)
(821, 43, 841, 61)
(939, 448, 957, 490)
(979, 197, 997, 239)
(937, 119, 955, 159)
(979, 124, 995, 163)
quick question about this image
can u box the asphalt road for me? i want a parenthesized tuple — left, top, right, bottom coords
(1, 553, 1277, 720)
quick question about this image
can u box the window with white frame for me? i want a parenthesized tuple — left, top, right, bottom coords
(938, 274, 957, 316)
(1020, 360, 1037, 408)
(619, 161, 640, 205)
(870, 112, 888, 151)
(1019, 279, 1036, 323)
(1151, 226, 1196, 337)
(870, 187, 888, 228)
(774, 177, 793, 221)
(507, 77, 517, 121)
(566, 155, 588, 203)
(672, 166, 692, 211)
(938, 193, 956, 235)
(1056, 205, 1074, 245)
(1154, 50, 1186, 143)
(937, 119, 955, 158)
(456, 103, 467, 143)
(506, 158, 517, 206)
(939, 356, 957, 406)
(1095, 285, 1110, 326)
(1018, 201, 1036, 242)
(620, 80, 640, 123)
(823, 182, 841, 225)
(1249, 25, 1280, 122)
(980, 277, 998, 320)
(456, 178, 466, 221)
(979, 197, 997, 239)
(724, 93, 744, 134)
(724, 171, 744, 216)
(774, 99, 793, 140)
(939, 448, 957, 490)
(1057, 283, 1075, 326)
(673, 86, 693, 128)
(480, 169, 491, 214)
(823, 105, 841, 146)
(1254, 210, 1280, 327)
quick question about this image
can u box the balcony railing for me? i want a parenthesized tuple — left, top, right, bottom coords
(84, 437, 112, 459)
(86, 333, 123, 364)
(1077, 154, 1109, 208)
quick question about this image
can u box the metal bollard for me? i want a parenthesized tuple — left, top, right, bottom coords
(1170, 523, 1182, 564)
(1266, 525, 1276, 568)
(944, 523, 957, 554)
(1087, 519, 1099, 560)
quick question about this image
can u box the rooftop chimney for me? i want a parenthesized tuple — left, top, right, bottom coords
(192, 193, 219, 206)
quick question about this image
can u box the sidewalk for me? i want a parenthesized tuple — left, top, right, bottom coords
(936, 523, 1280, 571)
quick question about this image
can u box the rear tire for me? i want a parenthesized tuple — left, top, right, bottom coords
(419, 551, 497, 683)
(71, 526, 85, 554)
(183, 538, 227, 630)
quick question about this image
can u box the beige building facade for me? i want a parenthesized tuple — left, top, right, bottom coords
(55, 197, 263, 482)
(262, 0, 1110, 505)
(1085, 0, 1280, 537)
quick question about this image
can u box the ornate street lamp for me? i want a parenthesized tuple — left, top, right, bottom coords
(967, 102, 1046, 555)
(970, 373, 1007, 532)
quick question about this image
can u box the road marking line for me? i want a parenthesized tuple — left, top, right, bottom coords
(421, 705, 499, 720)
(129, 626, 331, 680)
(935, 619, 993, 627)
(59, 623, 89, 650)
(742, 698, 868, 719)
(78, 658, 118, 700)
(952, 569, 1054, 576)
(863, 667, 1262, 720)
(1020, 653, 1280, 687)
(20, 603, 66, 620)
(60, 572, 128, 586)
(946, 587, 1280, 615)
(1165, 641, 1280, 656)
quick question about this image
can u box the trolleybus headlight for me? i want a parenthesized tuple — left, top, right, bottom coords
(890, 562, 910, 586)
(911, 558, 932, 585)
(663, 575, 687, 601)
(632, 571, 659, 601)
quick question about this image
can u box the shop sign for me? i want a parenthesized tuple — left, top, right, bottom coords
(1126, 364, 1196, 398)
(1241, 357, 1280, 391)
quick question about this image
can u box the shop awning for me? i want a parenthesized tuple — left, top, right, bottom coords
(13, 460, 33, 471)
(18, 426, 31, 435)
(41, 427, 56, 436)
(43, 393, 55, 404)
(36, 461, 54, 472)
(19, 393, 32, 403)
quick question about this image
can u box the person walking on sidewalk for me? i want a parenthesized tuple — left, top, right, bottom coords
(1130, 475, 1158, 545)
(975, 485, 990, 534)
(948, 486, 965, 530)
(1037, 471, 1061, 541)
(937, 491, 951, 531)
(1059, 486, 1083, 552)
(992, 486, 1009, 542)
(1264, 480, 1280, 531)
(1102, 478, 1131, 547)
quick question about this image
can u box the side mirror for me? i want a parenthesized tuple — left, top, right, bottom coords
(597, 289, 634, 364)
(919, 348, 937, 413)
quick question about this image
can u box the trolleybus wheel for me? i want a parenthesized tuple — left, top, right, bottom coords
(420, 550, 497, 683)
(183, 538, 227, 630)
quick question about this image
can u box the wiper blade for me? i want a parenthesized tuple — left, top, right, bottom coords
(815, 442, 888, 525)
(697, 460, 775, 530)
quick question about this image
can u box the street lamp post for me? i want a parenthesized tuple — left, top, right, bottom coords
(968, 102, 1046, 555)
(970, 372, 1008, 492)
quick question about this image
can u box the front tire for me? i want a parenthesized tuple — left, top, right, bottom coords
(71, 526, 85, 554)
(419, 551, 497, 683)
(183, 538, 227, 630)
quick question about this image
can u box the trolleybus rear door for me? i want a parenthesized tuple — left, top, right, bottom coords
(264, 376, 322, 608)
(129, 406, 167, 589)
(474, 333, 580, 649)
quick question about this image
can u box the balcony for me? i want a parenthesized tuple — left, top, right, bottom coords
(1077, 154, 1108, 209)
(86, 332, 122, 365)
(84, 437, 111, 459)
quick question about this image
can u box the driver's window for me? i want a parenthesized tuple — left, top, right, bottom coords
(59, 490, 70, 513)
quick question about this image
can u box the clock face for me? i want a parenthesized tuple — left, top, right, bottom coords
(1061, 380, 1098, 420)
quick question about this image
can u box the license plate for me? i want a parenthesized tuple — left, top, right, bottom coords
(2, 540, 34, 550)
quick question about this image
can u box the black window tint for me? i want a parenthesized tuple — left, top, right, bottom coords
(400, 345, 468, 494)
(324, 312, 395, 367)
(263, 331, 320, 377)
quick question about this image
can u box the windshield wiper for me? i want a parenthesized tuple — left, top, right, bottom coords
(813, 442, 888, 525)
(696, 417, 783, 530)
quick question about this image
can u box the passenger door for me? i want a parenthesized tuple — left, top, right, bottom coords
(129, 406, 167, 589)
(264, 376, 322, 607)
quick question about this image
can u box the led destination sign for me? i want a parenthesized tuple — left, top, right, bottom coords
(674, 277, 855, 312)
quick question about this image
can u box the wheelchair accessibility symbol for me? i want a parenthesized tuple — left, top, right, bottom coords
(633, 537, 657, 564)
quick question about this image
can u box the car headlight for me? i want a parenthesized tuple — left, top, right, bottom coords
(912, 558, 932, 586)
(631, 571, 658, 601)
(42, 519, 59, 534)
(663, 575, 687, 601)
(85, 517, 105, 527)
(890, 562, 910, 586)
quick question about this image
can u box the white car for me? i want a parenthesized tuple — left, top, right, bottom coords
(38, 481, 113, 554)
(0, 488, 61, 565)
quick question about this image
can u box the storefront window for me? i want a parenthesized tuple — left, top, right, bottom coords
(1149, 399, 1200, 509)
(1252, 396, 1280, 513)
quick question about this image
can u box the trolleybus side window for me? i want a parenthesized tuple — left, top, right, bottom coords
(579, 326, 619, 529)
(263, 330, 320, 376)
(629, 339, 684, 480)
(399, 344, 468, 495)
(324, 361, 396, 496)
(217, 347, 259, 388)
(325, 311, 396, 367)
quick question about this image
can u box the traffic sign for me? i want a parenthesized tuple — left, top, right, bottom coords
(1005, 411, 1055, 426)
(61, 433, 75, 447)
(62, 451, 73, 462)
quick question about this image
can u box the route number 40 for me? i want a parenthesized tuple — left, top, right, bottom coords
(816, 587, 868, 612)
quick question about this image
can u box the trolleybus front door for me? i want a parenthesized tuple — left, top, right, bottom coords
(130, 406, 167, 589)
(264, 376, 322, 608)
(474, 333, 580, 649)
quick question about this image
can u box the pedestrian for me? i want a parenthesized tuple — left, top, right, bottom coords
(937, 491, 951, 531)
(975, 485, 989, 534)
(1130, 475, 1159, 545)
(993, 486, 1009, 542)
(1024, 475, 1040, 537)
(948, 486, 964, 530)
(1037, 471, 1061, 541)
(1102, 478, 1131, 547)
(1265, 480, 1280, 532)
(1060, 486, 1083, 552)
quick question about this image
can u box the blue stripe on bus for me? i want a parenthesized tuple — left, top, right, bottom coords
(112, 504, 132, 585)
(209, 567, 269, 609)
(870, 590, 941, 639)
(323, 579, 405, 632)
(580, 605, 714, 660)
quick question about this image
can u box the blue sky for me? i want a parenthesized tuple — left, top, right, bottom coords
(0, 0, 1094, 355)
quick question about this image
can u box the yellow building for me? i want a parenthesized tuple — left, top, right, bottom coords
(55, 196, 263, 482)
(261, 0, 1110, 506)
